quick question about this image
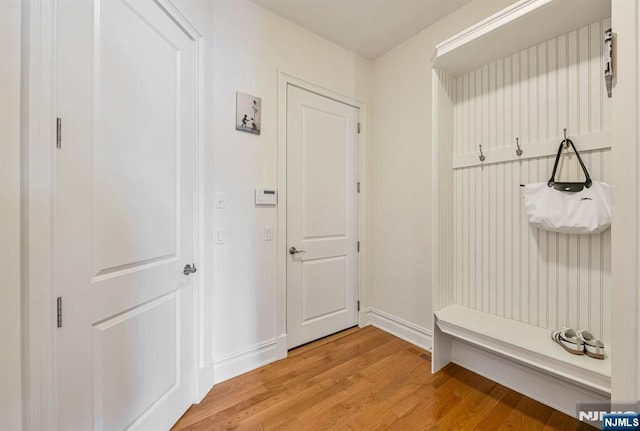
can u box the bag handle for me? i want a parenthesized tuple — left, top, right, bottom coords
(547, 138, 593, 191)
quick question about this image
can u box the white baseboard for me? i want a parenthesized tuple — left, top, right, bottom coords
(196, 362, 215, 403)
(276, 334, 288, 360)
(451, 339, 610, 418)
(213, 339, 278, 384)
(358, 310, 368, 326)
(365, 308, 433, 351)
(210, 313, 431, 387)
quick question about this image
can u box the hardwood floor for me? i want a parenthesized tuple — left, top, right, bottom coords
(172, 326, 595, 431)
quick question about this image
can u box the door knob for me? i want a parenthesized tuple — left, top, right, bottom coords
(289, 247, 306, 255)
(183, 263, 197, 275)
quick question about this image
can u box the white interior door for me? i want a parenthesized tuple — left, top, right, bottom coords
(54, 1, 197, 430)
(286, 84, 359, 349)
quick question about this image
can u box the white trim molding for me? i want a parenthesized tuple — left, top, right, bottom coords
(23, 0, 57, 428)
(611, 0, 640, 402)
(153, 0, 211, 406)
(365, 308, 433, 351)
(276, 71, 368, 358)
(432, 0, 610, 75)
(213, 340, 278, 384)
(276, 334, 288, 360)
(196, 362, 215, 403)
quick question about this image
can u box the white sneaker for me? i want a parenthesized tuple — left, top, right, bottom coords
(551, 328, 584, 355)
(577, 330, 605, 360)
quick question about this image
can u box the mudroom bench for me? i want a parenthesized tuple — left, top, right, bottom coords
(433, 305, 611, 416)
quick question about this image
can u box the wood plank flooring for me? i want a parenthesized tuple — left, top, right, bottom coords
(172, 326, 596, 431)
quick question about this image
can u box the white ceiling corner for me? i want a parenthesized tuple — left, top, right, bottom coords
(249, 0, 474, 59)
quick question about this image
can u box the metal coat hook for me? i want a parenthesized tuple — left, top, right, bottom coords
(563, 128, 569, 149)
(479, 145, 485, 162)
(515, 137, 523, 156)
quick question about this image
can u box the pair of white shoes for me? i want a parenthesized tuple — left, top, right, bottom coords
(551, 327, 605, 360)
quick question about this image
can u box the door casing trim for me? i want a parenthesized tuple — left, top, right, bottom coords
(23, 1, 206, 428)
(276, 71, 368, 359)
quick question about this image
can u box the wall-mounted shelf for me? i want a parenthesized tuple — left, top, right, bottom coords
(432, 0, 611, 76)
(453, 131, 611, 169)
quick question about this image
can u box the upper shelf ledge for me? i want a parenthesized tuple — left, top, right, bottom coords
(432, 0, 611, 76)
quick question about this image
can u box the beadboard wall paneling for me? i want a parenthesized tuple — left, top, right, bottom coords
(451, 153, 611, 343)
(453, 18, 611, 165)
(433, 69, 456, 310)
(446, 18, 612, 343)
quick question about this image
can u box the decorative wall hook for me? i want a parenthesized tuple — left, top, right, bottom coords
(563, 128, 569, 149)
(479, 145, 485, 162)
(515, 137, 523, 156)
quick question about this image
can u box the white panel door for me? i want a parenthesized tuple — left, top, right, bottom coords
(286, 85, 359, 349)
(54, 1, 196, 430)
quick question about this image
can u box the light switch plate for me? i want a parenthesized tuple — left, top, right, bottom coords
(215, 192, 226, 209)
(264, 226, 273, 241)
(215, 228, 226, 244)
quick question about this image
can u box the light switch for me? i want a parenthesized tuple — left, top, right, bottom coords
(216, 228, 226, 244)
(264, 226, 273, 241)
(215, 192, 226, 209)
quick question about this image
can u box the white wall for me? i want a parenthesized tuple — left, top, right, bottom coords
(209, 0, 370, 380)
(366, 0, 517, 335)
(0, 0, 23, 429)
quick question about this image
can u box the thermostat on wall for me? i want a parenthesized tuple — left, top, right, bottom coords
(255, 188, 277, 206)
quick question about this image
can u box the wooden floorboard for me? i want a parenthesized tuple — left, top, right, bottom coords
(172, 327, 596, 431)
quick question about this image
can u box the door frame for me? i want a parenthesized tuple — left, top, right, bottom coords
(611, 0, 640, 401)
(276, 71, 368, 359)
(23, 1, 207, 428)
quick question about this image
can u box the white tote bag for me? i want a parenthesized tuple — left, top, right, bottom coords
(523, 139, 611, 234)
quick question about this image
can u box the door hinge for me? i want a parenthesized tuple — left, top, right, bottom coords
(357, 300, 360, 312)
(357, 123, 361, 134)
(56, 117, 62, 149)
(357, 241, 360, 252)
(357, 182, 360, 193)
(56, 297, 62, 328)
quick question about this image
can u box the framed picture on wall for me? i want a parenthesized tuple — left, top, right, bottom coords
(236, 92, 261, 135)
